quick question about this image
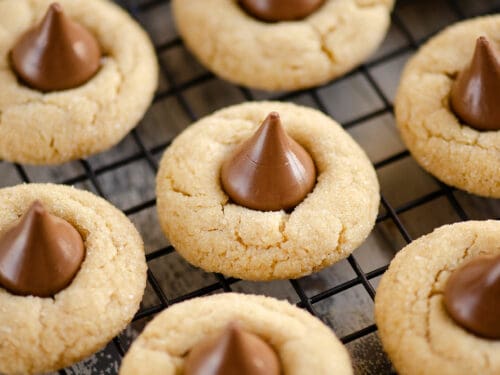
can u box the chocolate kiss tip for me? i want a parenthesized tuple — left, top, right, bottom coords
(477, 36, 490, 47)
(268, 111, 280, 120)
(476, 35, 496, 57)
(260, 112, 283, 136)
(11, 2, 101, 92)
(221, 112, 316, 212)
(30, 199, 44, 211)
(224, 322, 246, 343)
(49, 2, 63, 12)
(0, 201, 85, 297)
(444, 255, 500, 339)
(450, 35, 500, 132)
(184, 323, 281, 375)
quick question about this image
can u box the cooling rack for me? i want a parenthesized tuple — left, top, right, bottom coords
(0, 0, 498, 373)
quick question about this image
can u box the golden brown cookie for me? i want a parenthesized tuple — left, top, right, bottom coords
(120, 293, 353, 375)
(0, 0, 158, 165)
(395, 16, 500, 198)
(375, 220, 500, 375)
(156, 101, 379, 280)
(0, 183, 147, 374)
(172, 0, 394, 91)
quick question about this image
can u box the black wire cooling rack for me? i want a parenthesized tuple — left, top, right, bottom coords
(1, 0, 499, 373)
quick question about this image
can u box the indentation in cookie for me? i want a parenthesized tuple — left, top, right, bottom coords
(444, 254, 500, 339)
(450, 36, 500, 132)
(238, 0, 325, 22)
(10, 2, 101, 92)
(0, 200, 85, 297)
(221, 112, 317, 212)
(184, 322, 281, 375)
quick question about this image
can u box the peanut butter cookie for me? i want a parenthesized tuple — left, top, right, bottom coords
(395, 16, 500, 198)
(0, 0, 158, 164)
(173, 0, 394, 91)
(0, 183, 147, 374)
(375, 220, 500, 375)
(156, 101, 379, 280)
(120, 293, 353, 375)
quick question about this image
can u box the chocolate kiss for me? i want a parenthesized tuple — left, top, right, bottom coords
(444, 255, 500, 339)
(239, 0, 325, 22)
(221, 112, 316, 212)
(450, 36, 500, 131)
(11, 2, 101, 92)
(0, 201, 85, 297)
(184, 323, 281, 375)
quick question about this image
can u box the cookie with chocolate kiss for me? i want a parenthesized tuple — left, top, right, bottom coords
(0, 183, 147, 375)
(375, 220, 500, 375)
(172, 0, 394, 91)
(156, 101, 379, 280)
(0, 0, 158, 165)
(119, 293, 354, 375)
(394, 16, 500, 198)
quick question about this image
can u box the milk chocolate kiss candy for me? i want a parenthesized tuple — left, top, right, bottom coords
(444, 255, 500, 339)
(0, 201, 85, 297)
(239, 0, 325, 22)
(450, 36, 500, 131)
(11, 2, 101, 92)
(184, 323, 281, 375)
(221, 112, 316, 212)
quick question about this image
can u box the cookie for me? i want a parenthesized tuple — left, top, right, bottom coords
(156, 101, 379, 280)
(375, 220, 500, 375)
(395, 16, 500, 198)
(0, 0, 158, 165)
(172, 0, 394, 91)
(0, 183, 147, 374)
(120, 293, 353, 375)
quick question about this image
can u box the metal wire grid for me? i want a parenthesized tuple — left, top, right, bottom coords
(0, 0, 498, 373)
